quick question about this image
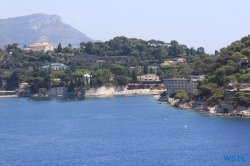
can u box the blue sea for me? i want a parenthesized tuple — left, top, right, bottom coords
(0, 95, 250, 166)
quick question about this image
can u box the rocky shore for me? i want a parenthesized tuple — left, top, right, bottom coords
(157, 97, 250, 118)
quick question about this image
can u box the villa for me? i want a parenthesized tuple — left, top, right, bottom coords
(162, 58, 186, 66)
(42, 62, 68, 71)
(24, 42, 54, 52)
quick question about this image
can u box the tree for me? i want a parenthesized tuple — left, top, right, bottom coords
(34, 77, 44, 86)
(190, 47, 196, 55)
(115, 76, 128, 86)
(207, 89, 224, 104)
(57, 43, 62, 52)
(97, 75, 106, 87)
(110, 64, 127, 76)
(158, 55, 162, 63)
(0, 79, 2, 88)
(85, 42, 94, 54)
(168, 40, 179, 56)
(67, 79, 75, 92)
(239, 73, 250, 82)
(130, 50, 140, 57)
(178, 64, 192, 77)
(215, 50, 219, 55)
(227, 60, 235, 66)
(174, 90, 189, 102)
(53, 71, 68, 82)
(230, 52, 244, 63)
(6, 69, 29, 90)
(197, 47, 205, 55)
(214, 66, 227, 86)
(80, 42, 86, 52)
(5, 44, 11, 52)
(132, 70, 137, 83)
(143, 65, 148, 75)
(241, 48, 250, 57)
(224, 75, 237, 84)
(170, 40, 178, 46)
(38, 88, 47, 96)
(156, 68, 163, 77)
(150, 67, 153, 74)
(197, 82, 217, 100)
(233, 91, 249, 105)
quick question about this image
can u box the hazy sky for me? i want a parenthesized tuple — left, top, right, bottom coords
(1, 0, 250, 53)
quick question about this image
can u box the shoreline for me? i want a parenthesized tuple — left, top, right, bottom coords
(0, 95, 19, 98)
(157, 97, 250, 118)
(0, 88, 162, 99)
(1, 93, 250, 118)
(198, 109, 250, 118)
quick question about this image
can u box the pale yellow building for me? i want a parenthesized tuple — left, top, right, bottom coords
(138, 74, 160, 82)
(176, 58, 186, 63)
(162, 60, 176, 66)
(28, 42, 54, 52)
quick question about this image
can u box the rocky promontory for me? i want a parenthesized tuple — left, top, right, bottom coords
(158, 97, 250, 118)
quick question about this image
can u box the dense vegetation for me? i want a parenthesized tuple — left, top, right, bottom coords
(195, 35, 250, 105)
(1, 35, 250, 105)
(0, 36, 205, 93)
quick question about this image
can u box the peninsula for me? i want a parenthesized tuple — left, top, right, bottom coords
(1, 14, 250, 119)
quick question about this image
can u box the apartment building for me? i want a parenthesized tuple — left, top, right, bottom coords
(163, 75, 205, 96)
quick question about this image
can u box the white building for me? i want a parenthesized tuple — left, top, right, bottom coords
(164, 75, 205, 96)
(42, 62, 68, 71)
(26, 42, 54, 52)
(148, 64, 158, 70)
(83, 74, 91, 84)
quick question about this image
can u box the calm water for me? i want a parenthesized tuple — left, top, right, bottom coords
(0, 95, 250, 166)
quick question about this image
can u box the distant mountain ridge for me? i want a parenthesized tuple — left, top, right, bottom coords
(0, 13, 93, 48)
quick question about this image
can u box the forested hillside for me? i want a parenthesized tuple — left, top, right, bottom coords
(194, 35, 250, 105)
(1, 34, 250, 104)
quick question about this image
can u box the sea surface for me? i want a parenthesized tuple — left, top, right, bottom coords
(0, 95, 250, 166)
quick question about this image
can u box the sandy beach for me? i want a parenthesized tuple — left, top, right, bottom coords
(113, 89, 165, 95)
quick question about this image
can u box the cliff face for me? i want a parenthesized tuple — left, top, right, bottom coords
(0, 13, 93, 47)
